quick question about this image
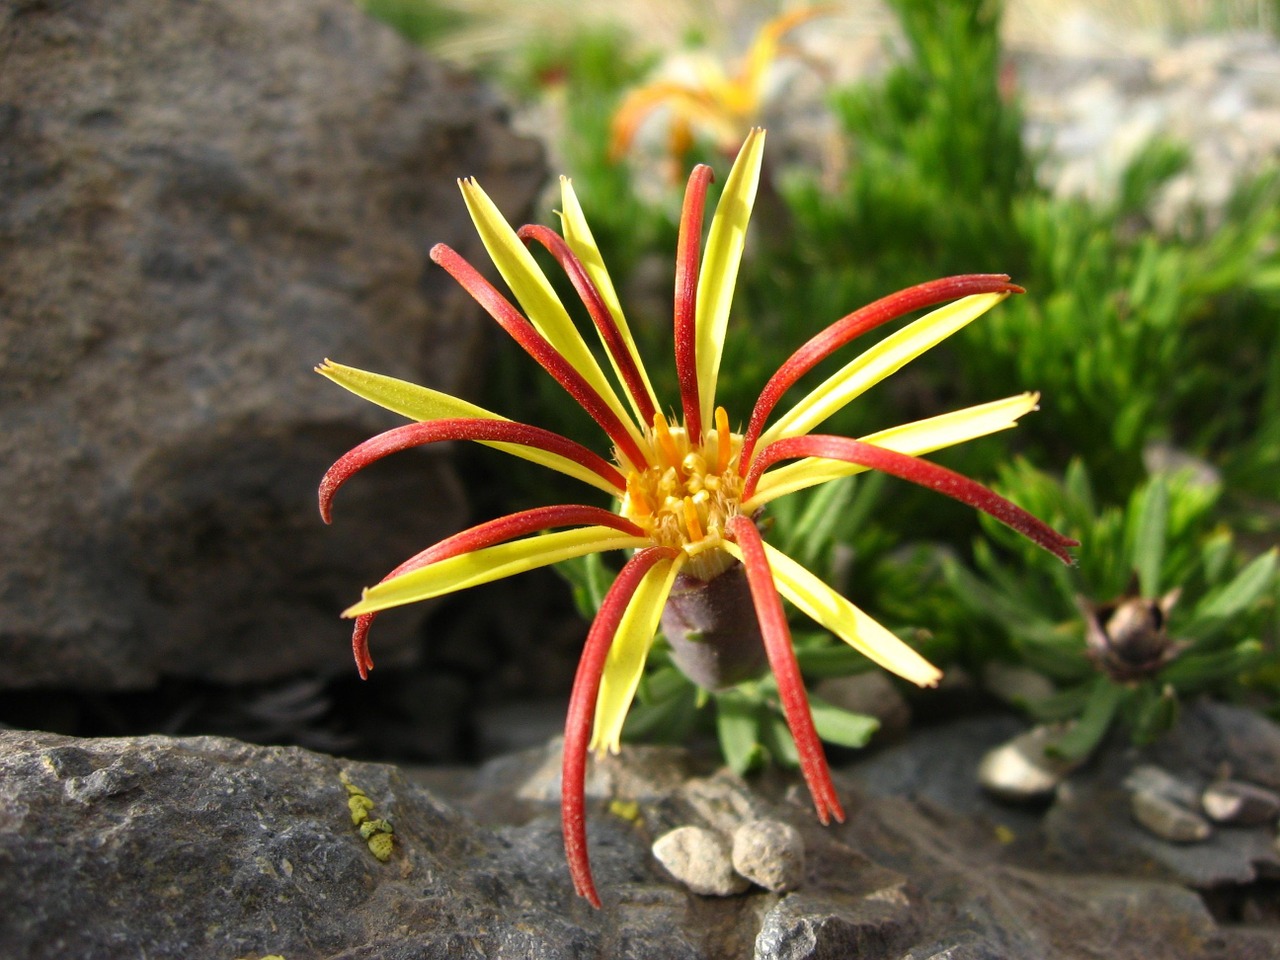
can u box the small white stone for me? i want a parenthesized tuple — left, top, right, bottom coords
(1123, 764, 1200, 808)
(977, 725, 1083, 802)
(1131, 789, 1213, 843)
(652, 826, 748, 897)
(1201, 780, 1280, 826)
(731, 819, 805, 893)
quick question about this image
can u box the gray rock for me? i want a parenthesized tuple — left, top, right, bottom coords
(506, 738, 695, 804)
(1124, 763, 1203, 808)
(754, 890, 913, 960)
(1131, 789, 1214, 843)
(0, 0, 543, 688)
(1202, 780, 1280, 826)
(5, 725, 1277, 959)
(0, 729, 579, 958)
(733, 818, 806, 893)
(653, 825, 749, 897)
(1014, 19, 1280, 227)
(1150, 702, 1280, 793)
(1045, 702, 1280, 889)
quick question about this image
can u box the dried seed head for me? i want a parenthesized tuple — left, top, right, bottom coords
(1082, 585, 1184, 682)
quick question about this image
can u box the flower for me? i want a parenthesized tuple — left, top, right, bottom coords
(318, 128, 1077, 906)
(609, 6, 829, 168)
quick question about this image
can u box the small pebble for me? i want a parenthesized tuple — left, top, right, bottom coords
(731, 819, 805, 893)
(1201, 780, 1280, 826)
(652, 826, 748, 897)
(1131, 789, 1212, 843)
(977, 725, 1083, 802)
(1123, 764, 1200, 808)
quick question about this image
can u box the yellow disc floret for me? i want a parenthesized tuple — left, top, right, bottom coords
(620, 407, 745, 581)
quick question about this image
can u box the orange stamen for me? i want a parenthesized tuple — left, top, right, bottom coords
(682, 496, 705, 541)
(653, 412, 682, 471)
(626, 474, 654, 517)
(715, 406, 731, 474)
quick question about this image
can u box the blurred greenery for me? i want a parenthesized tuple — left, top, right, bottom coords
(365, 0, 1280, 762)
(946, 459, 1277, 755)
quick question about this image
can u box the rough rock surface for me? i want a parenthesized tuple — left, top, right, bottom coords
(5, 716, 1279, 960)
(0, 0, 543, 689)
(1014, 21, 1280, 226)
(1044, 702, 1280, 890)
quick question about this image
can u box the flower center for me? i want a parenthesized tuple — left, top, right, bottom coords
(619, 408, 745, 582)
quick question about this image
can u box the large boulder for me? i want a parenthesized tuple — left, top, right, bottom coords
(0, 0, 544, 688)
(3, 726, 1270, 959)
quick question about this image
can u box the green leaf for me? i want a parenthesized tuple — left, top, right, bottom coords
(807, 694, 880, 749)
(786, 475, 857, 561)
(715, 691, 766, 775)
(794, 642, 872, 679)
(1158, 640, 1266, 693)
(623, 683, 699, 743)
(1046, 678, 1123, 762)
(761, 712, 801, 768)
(1200, 530, 1233, 585)
(1128, 684, 1179, 746)
(1021, 682, 1095, 722)
(1181, 550, 1278, 641)
(555, 552, 612, 619)
(1128, 475, 1168, 597)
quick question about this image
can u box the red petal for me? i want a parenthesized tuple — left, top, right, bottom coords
(674, 164, 715, 441)
(562, 546, 678, 907)
(319, 417, 624, 524)
(738, 275, 1024, 473)
(346, 504, 644, 679)
(726, 515, 844, 823)
(745, 435, 1079, 564)
(518, 224, 657, 426)
(430, 243, 649, 470)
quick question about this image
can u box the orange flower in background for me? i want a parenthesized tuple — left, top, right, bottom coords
(319, 129, 1076, 906)
(609, 6, 831, 167)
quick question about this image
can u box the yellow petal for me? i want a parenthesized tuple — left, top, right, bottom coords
(458, 179, 644, 450)
(609, 82, 738, 160)
(737, 6, 830, 107)
(746, 393, 1041, 507)
(759, 292, 1012, 447)
(318, 359, 492, 421)
(722, 540, 942, 687)
(696, 127, 765, 430)
(558, 177, 661, 422)
(318, 359, 620, 496)
(589, 553, 685, 755)
(343, 527, 649, 617)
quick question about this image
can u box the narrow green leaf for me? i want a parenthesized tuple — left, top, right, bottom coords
(1046, 677, 1122, 761)
(786, 475, 856, 561)
(1128, 684, 1179, 745)
(715, 691, 765, 775)
(1181, 550, 1278, 641)
(1129, 476, 1168, 597)
(1158, 640, 1266, 692)
(807, 694, 880, 749)
(1022, 683, 1095, 722)
(761, 712, 801, 768)
(794, 642, 871, 678)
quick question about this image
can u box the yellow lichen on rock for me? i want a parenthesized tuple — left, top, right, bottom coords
(338, 770, 394, 862)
